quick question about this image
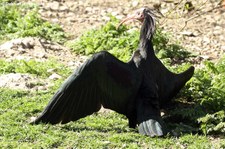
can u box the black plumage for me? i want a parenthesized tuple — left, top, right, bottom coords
(31, 8, 194, 137)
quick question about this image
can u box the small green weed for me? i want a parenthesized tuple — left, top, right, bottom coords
(66, 16, 138, 61)
(0, 2, 66, 43)
(167, 56, 225, 135)
(66, 16, 194, 63)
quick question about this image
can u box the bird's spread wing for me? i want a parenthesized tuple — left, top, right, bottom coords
(32, 51, 141, 124)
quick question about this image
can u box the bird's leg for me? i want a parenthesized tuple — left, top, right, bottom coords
(127, 110, 137, 128)
(136, 76, 167, 136)
(125, 100, 137, 128)
(136, 97, 167, 137)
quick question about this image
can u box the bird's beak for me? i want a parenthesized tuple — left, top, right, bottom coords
(117, 8, 145, 29)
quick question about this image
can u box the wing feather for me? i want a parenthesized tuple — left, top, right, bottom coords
(32, 51, 141, 124)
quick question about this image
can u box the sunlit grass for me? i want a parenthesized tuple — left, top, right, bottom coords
(0, 87, 224, 148)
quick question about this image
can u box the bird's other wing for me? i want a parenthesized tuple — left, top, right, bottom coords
(31, 51, 141, 125)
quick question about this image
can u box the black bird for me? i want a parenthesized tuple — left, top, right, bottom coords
(31, 7, 194, 137)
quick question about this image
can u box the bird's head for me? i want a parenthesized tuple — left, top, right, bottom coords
(117, 8, 146, 26)
(118, 7, 159, 40)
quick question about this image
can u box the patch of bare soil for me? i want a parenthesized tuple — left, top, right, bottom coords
(0, 73, 50, 91)
(0, 37, 87, 90)
(0, 37, 87, 67)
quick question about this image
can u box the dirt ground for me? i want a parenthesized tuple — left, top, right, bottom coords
(0, 0, 225, 90)
(3, 0, 225, 62)
(34, 0, 225, 61)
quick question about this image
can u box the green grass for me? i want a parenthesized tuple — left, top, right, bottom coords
(0, 56, 224, 148)
(0, 88, 224, 148)
(0, 57, 224, 148)
(0, 1, 66, 43)
(0, 59, 71, 78)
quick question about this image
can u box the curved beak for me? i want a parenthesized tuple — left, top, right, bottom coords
(117, 8, 145, 29)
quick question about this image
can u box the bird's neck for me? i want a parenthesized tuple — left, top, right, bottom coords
(138, 17, 156, 57)
(139, 36, 155, 57)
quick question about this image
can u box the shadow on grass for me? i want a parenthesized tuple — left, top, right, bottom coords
(60, 122, 137, 134)
(161, 98, 206, 136)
